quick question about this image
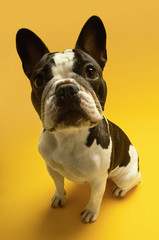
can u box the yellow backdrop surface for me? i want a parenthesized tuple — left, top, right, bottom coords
(1, 0, 159, 239)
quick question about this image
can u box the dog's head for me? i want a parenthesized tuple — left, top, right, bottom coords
(16, 16, 107, 132)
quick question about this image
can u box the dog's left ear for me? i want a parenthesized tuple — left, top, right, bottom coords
(16, 28, 49, 78)
(75, 16, 107, 69)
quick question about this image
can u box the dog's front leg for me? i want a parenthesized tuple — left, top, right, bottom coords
(46, 164, 66, 208)
(81, 176, 107, 223)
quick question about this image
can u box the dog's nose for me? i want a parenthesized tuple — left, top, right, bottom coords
(56, 84, 79, 100)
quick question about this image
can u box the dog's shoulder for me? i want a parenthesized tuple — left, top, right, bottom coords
(86, 117, 110, 149)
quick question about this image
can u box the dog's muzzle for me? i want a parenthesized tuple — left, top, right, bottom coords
(41, 79, 103, 132)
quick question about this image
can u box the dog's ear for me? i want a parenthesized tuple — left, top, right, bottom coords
(16, 28, 49, 78)
(75, 16, 107, 69)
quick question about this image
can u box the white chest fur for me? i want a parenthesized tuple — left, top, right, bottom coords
(38, 128, 112, 184)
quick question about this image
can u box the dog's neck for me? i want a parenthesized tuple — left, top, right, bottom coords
(48, 127, 90, 154)
(54, 127, 89, 143)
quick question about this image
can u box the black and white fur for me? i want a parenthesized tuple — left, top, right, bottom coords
(16, 16, 141, 223)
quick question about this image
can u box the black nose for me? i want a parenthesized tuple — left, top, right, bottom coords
(56, 84, 79, 100)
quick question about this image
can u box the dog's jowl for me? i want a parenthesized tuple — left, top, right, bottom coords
(16, 16, 141, 223)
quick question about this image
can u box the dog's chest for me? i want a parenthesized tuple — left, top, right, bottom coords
(38, 129, 112, 183)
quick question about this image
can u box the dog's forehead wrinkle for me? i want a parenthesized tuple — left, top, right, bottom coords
(51, 50, 75, 79)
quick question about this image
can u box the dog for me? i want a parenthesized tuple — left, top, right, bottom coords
(16, 16, 141, 223)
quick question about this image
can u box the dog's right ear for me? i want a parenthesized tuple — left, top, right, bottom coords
(75, 16, 107, 70)
(16, 29, 49, 78)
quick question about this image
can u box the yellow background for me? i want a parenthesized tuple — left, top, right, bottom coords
(1, 0, 159, 239)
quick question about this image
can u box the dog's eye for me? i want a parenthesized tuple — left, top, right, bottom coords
(34, 74, 45, 89)
(85, 65, 98, 79)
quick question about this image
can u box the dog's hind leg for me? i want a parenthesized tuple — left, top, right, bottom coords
(109, 145, 141, 198)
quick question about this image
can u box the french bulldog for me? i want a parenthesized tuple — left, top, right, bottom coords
(16, 16, 141, 223)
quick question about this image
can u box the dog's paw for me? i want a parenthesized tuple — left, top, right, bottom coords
(81, 208, 98, 224)
(112, 186, 127, 198)
(51, 194, 66, 208)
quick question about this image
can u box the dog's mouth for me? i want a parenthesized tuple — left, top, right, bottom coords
(51, 110, 90, 131)
(58, 110, 84, 123)
(45, 109, 98, 132)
